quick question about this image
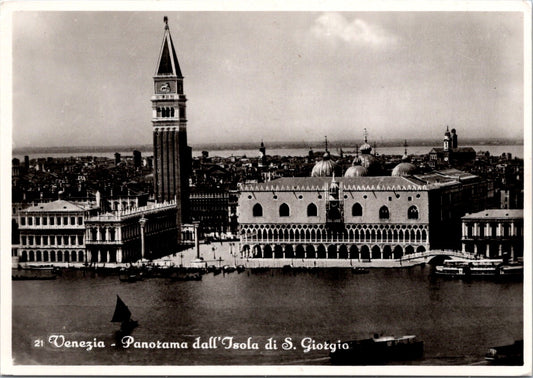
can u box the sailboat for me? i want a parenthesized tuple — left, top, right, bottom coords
(111, 295, 138, 335)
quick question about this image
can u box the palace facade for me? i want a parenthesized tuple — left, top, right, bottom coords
(238, 169, 491, 260)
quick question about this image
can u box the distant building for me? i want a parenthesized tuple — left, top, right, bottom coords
(133, 150, 142, 168)
(12, 158, 20, 178)
(429, 127, 476, 168)
(259, 141, 267, 167)
(114, 152, 121, 166)
(16, 200, 99, 264)
(461, 209, 523, 260)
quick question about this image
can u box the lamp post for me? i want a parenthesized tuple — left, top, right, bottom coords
(193, 221, 200, 259)
(139, 215, 147, 260)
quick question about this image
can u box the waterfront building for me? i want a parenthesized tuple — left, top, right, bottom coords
(85, 201, 178, 263)
(16, 199, 99, 263)
(152, 18, 191, 229)
(238, 169, 491, 259)
(461, 209, 523, 260)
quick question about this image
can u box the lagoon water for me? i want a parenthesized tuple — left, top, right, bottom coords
(12, 266, 522, 366)
(13, 144, 524, 160)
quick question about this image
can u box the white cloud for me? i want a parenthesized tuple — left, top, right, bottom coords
(311, 13, 398, 48)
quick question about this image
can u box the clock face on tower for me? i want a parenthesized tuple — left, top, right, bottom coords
(160, 82, 171, 93)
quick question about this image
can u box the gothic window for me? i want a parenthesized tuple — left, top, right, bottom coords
(408, 206, 419, 219)
(352, 203, 363, 216)
(252, 203, 263, 217)
(379, 206, 390, 219)
(307, 203, 318, 217)
(170, 108, 175, 117)
(279, 203, 290, 217)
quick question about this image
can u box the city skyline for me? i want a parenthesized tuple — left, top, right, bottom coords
(11, 9, 526, 149)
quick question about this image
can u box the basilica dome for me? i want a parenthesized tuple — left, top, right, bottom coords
(359, 142, 372, 155)
(360, 154, 379, 170)
(344, 165, 368, 177)
(391, 162, 417, 177)
(311, 151, 337, 177)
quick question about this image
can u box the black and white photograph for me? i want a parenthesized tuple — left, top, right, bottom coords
(1, 1, 531, 376)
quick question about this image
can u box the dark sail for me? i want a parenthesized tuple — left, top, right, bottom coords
(111, 295, 131, 323)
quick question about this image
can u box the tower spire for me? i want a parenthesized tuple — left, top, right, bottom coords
(155, 17, 182, 77)
(324, 136, 328, 152)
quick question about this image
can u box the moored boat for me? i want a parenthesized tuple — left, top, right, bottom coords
(223, 265, 236, 273)
(497, 263, 523, 278)
(352, 267, 369, 274)
(12, 267, 57, 280)
(485, 340, 523, 365)
(330, 334, 423, 365)
(435, 259, 523, 279)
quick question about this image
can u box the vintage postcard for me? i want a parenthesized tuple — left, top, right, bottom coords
(1, 0, 531, 376)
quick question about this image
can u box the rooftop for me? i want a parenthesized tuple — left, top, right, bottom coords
(462, 209, 523, 220)
(24, 199, 98, 213)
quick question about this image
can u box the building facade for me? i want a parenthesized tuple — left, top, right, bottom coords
(152, 19, 191, 227)
(238, 171, 490, 260)
(461, 209, 523, 260)
(85, 201, 178, 263)
(16, 200, 99, 263)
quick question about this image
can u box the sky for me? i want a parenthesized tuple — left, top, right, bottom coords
(11, 9, 525, 148)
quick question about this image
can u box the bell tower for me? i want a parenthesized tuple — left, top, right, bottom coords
(152, 17, 190, 225)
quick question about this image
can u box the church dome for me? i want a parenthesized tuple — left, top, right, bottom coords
(311, 153, 336, 177)
(359, 143, 372, 154)
(344, 165, 368, 177)
(360, 154, 378, 170)
(392, 162, 417, 176)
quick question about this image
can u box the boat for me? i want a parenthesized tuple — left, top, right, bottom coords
(171, 272, 202, 281)
(236, 265, 246, 273)
(352, 267, 369, 274)
(435, 259, 523, 279)
(223, 265, 236, 273)
(330, 334, 424, 365)
(119, 273, 143, 283)
(497, 262, 523, 278)
(485, 340, 523, 365)
(12, 267, 56, 280)
(119, 268, 143, 283)
(111, 295, 138, 336)
(434, 259, 502, 278)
